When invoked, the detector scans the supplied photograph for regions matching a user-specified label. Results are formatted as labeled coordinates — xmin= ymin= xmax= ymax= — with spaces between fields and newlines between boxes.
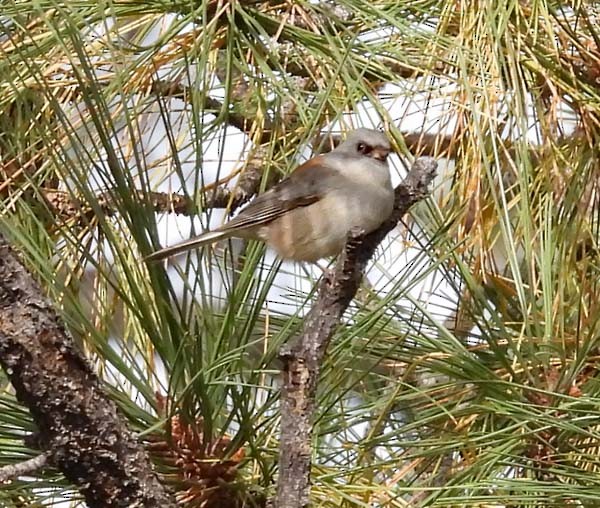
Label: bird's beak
xmin=371 ymin=148 xmax=389 ymax=162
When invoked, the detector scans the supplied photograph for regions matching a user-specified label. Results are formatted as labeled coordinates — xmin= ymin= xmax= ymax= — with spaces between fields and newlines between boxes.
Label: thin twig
xmin=40 ymin=170 xmax=264 ymax=224
xmin=149 ymin=81 xmax=274 ymax=145
xmin=273 ymin=157 xmax=438 ymax=508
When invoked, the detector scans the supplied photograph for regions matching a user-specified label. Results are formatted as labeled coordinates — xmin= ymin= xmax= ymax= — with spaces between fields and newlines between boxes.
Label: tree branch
xmin=273 ymin=157 xmax=438 ymax=508
xmin=41 ymin=174 xmax=264 ymax=224
xmin=0 ymin=452 xmax=49 ymax=483
xmin=0 ymin=236 xmax=176 ymax=507
xmin=149 ymin=81 xmax=275 ymax=145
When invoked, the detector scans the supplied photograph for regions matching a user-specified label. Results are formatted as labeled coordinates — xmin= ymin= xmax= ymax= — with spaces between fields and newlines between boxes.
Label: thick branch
xmin=274 ymin=157 xmax=438 ymax=508
xmin=0 ymin=453 xmax=49 ymax=483
xmin=0 ymin=236 xmax=176 ymax=507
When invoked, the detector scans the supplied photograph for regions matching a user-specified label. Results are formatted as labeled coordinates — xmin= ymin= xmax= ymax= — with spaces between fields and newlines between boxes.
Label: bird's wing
xmin=144 ymin=156 xmax=342 ymax=262
xmin=216 ymin=155 xmax=339 ymax=232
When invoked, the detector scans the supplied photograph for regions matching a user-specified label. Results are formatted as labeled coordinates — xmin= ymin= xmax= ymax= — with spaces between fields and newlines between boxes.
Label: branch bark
xmin=0 ymin=452 xmax=49 ymax=483
xmin=149 ymin=81 xmax=275 ymax=145
xmin=0 ymin=236 xmax=176 ymax=507
xmin=273 ymin=157 xmax=438 ymax=508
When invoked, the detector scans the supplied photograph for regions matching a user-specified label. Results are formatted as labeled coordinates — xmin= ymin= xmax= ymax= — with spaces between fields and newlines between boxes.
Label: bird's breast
xmin=263 ymin=180 xmax=394 ymax=262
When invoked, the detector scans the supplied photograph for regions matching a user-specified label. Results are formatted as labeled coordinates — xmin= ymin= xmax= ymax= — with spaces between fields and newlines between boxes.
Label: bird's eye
xmin=357 ymin=143 xmax=371 ymax=154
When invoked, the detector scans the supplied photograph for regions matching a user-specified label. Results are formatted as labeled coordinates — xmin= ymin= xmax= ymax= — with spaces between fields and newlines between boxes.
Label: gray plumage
xmin=146 ymin=128 xmax=394 ymax=262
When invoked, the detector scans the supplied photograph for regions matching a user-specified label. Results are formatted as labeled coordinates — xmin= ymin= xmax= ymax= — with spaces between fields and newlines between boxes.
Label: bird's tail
xmin=144 ymin=230 xmax=230 ymax=262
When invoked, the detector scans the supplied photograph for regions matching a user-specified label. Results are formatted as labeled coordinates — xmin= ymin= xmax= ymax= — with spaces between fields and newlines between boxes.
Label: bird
xmin=146 ymin=128 xmax=395 ymax=263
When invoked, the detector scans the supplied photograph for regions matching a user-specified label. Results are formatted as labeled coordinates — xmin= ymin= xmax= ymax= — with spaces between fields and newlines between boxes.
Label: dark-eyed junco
xmin=146 ymin=128 xmax=394 ymax=263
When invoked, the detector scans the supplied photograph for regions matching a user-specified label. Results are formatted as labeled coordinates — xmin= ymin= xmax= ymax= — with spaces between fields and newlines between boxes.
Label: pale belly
xmin=261 ymin=187 xmax=394 ymax=262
